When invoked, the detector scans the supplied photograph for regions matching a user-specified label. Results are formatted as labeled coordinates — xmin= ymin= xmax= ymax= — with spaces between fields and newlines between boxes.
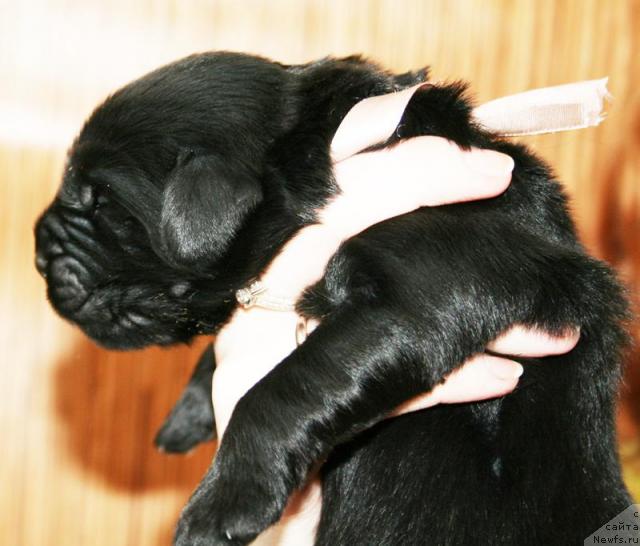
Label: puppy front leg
xmin=174 ymin=304 xmax=484 ymax=546
xmin=155 ymin=343 xmax=216 ymax=453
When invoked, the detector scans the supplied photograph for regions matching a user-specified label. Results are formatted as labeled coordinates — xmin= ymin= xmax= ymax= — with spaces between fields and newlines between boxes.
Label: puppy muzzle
xmin=35 ymin=206 xmax=102 ymax=317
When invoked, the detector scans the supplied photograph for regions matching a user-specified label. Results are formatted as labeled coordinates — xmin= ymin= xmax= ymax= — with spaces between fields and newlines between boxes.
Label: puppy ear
xmin=160 ymin=152 xmax=262 ymax=267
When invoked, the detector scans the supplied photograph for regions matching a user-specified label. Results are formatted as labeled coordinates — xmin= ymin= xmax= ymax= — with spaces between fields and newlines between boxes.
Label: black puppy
xmin=35 ymin=52 xmax=632 ymax=545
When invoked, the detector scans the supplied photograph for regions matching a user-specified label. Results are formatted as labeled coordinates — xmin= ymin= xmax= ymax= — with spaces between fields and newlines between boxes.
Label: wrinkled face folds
xmin=34 ymin=164 xmax=212 ymax=349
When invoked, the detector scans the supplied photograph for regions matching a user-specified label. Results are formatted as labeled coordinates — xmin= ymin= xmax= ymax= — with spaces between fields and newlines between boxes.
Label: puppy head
xmin=34 ymin=52 xmax=285 ymax=349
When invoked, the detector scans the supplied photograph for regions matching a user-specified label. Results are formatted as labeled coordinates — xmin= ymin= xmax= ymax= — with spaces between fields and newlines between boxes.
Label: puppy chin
xmin=59 ymin=288 xmax=201 ymax=349
xmin=82 ymin=321 xmax=184 ymax=350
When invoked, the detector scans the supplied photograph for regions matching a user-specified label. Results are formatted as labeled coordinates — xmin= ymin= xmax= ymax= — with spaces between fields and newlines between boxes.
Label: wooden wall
xmin=1 ymin=1 xmax=638 ymax=544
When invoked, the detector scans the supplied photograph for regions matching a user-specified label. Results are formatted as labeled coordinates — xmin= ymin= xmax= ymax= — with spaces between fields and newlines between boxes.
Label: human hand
xmin=212 ymin=134 xmax=517 ymax=437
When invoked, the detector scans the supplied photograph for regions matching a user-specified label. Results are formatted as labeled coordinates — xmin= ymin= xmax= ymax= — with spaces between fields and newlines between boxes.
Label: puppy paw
xmin=154 ymin=386 xmax=215 ymax=453
xmin=156 ymin=344 xmax=217 ymax=454
xmin=174 ymin=456 xmax=289 ymax=546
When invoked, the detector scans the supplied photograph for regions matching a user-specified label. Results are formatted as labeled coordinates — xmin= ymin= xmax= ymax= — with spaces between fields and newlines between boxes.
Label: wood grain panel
xmin=1 ymin=1 xmax=638 ymax=544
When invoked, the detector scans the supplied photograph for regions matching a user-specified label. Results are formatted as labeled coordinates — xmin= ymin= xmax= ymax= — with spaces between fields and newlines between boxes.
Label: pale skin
xmin=210 ymin=95 xmax=580 ymax=545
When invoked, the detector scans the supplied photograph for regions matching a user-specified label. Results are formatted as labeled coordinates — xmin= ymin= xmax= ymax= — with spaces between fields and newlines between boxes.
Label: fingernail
xmin=464 ymin=148 xmax=515 ymax=176
xmin=489 ymin=359 xmax=524 ymax=380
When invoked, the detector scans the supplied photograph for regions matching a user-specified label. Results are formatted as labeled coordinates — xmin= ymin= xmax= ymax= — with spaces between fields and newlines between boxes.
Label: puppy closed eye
xmin=87 ymin=186 xmax=138 ymax=235
xmin=85 ymin=186 xmax=109 ymax=217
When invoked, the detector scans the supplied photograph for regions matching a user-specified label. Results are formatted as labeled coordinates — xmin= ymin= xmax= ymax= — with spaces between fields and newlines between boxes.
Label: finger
xmin=392 ymin=354 xmax=523 ymax=416
xmin=488 ymin=324 xmax=580 ymax=357
xmin=332 ymin=137 xmax=514 ymax=204
xmin=380 ymin=136 xmax=514 ymax=205
xmin=324 ymin=137 xmax=513 ymax=238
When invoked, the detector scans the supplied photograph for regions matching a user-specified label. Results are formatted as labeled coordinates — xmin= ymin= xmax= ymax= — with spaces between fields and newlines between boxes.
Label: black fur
xmin=155 ymin=343 xmax=216 ymax=453
xmin=34 ymin=52 xmax=632 ymax=545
